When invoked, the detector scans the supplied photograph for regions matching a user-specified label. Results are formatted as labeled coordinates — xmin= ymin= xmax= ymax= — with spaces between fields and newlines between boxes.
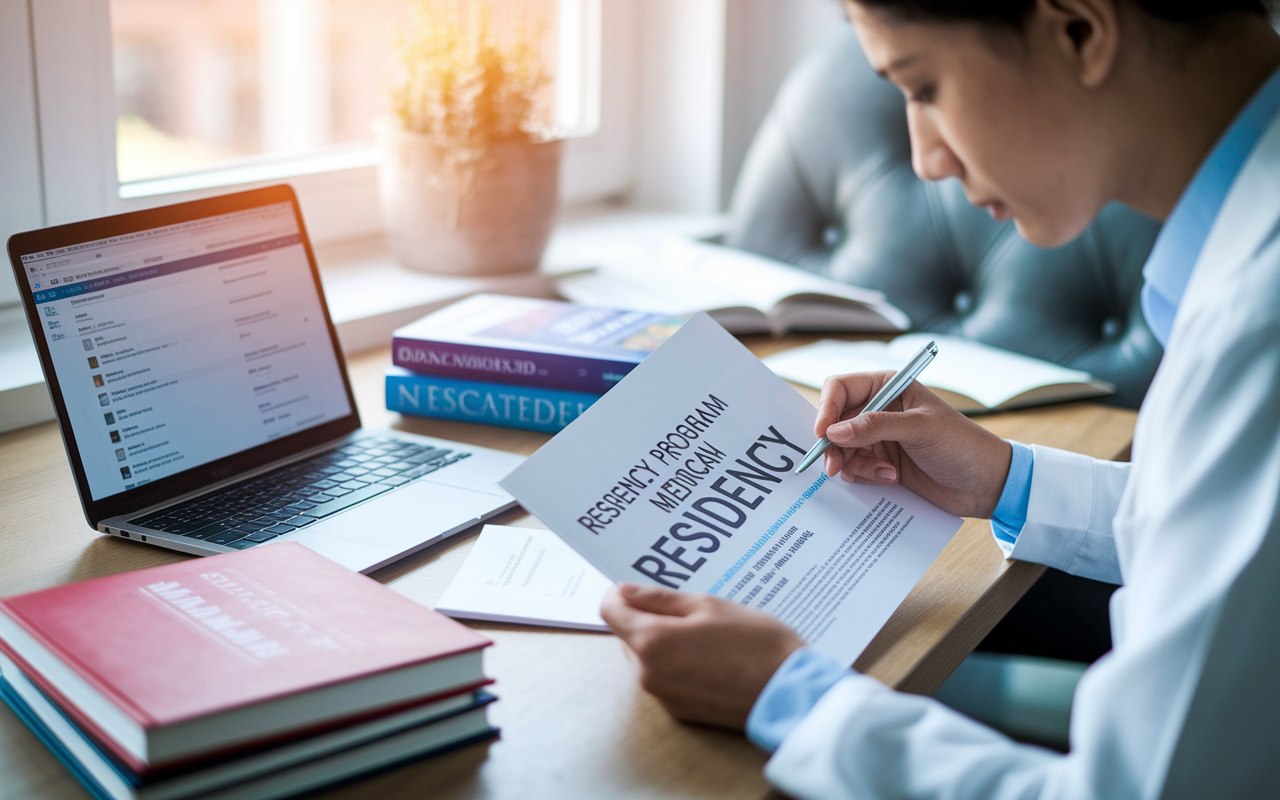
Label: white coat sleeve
xmin=762 ymin=240 xmax=1280 ymax=800
xmin=765 ymin=673 xmax=1059 ymax=799
xmin=1007 ymin=445 xmax=1129 ymax=585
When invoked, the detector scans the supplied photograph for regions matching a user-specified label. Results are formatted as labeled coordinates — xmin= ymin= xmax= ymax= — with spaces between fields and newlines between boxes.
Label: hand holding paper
xmin=600 ymin=583 xmax=804 ymax=730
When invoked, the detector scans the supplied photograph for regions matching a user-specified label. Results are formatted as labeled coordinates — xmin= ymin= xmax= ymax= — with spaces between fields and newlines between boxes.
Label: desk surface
xmin=0 ymin=337 xmax=1136 ymax=800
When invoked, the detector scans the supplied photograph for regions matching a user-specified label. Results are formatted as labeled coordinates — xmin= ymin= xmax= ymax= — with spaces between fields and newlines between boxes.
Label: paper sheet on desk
xmin=435 ymin=526 xmax=612 ymax=632
xmin=500 ymin=314 xmax=962 ymax=665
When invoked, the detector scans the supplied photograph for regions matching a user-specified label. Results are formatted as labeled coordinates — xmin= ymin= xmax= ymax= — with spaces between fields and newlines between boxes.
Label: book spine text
xmin=386 ymin=371 xmax=602 ymax=434
xmin=392 ymin=338 xmax=636 ymax=394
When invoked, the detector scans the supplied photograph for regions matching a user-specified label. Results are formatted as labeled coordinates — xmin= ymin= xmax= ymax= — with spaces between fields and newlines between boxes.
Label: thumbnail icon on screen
xmin=87 ymin=356 xmax=98 ymax=369
xmin=109 ymin=430 xmax=120 ymax=443
xmin=82 ymin=339 xmax=94 ymax=352
xmin=103 ymin=412 xmax=115 ymax=425
xmin=98 ymin=393 xmax=109 ymax=407
xmin=115 ymin=448 xmax=126 ymax=462
xmin=92 ymin=374 xmax=104 ymax=388
xmin=120 ymin=466 xmax=131 ymax=480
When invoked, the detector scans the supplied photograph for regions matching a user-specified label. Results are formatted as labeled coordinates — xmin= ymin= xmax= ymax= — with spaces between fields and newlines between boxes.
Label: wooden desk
xmin=0 ymin=339 xmax=1136 ymax=800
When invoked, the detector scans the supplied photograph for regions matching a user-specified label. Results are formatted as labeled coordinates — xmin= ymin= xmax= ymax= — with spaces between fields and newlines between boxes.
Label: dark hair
xmin=852 ymin=0 xmax=1271 ymax=28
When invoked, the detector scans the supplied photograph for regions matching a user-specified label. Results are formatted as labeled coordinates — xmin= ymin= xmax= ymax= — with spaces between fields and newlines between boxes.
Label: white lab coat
xmin=763 ymin=117 xmax=1280 ymax=798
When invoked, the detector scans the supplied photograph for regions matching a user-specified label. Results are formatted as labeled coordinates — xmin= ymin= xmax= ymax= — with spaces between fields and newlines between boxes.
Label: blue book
xmin=386 ymin=367 xmax=602 ymax=434
xmin=392 ymin=294 xmax=685 ymax=395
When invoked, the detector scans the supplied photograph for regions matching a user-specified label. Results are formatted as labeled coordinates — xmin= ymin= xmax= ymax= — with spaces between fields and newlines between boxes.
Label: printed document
xmin=435 ymin=525 xmax=611 ymax=632
xmin=501 ymin=314 xmax=963 ymax=664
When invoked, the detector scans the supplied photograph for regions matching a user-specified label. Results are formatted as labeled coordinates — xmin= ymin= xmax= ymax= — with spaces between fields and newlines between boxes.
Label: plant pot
xmin=377 ymin=123 xmax=562 ymax=276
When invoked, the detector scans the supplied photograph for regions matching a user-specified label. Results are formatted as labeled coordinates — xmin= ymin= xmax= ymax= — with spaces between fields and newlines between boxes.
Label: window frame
xmin=0 ymin=0 xmax=47 ymax=308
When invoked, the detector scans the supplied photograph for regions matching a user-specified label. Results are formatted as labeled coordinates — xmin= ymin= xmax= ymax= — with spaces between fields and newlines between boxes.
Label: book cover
xmin=0 ymin=542 xmax=491 ymax=772
xmin=386 ymin=367 xmax=602 ymax=435
xmin=0 ymin=678 xmax=113 ymax=800
xmin=391 ymin=293 xmax=685 ymax=394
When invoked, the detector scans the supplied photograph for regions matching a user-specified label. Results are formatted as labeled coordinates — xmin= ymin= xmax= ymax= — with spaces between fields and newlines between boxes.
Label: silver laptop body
xmin=7 ymin=185 xmax=522 ymax=573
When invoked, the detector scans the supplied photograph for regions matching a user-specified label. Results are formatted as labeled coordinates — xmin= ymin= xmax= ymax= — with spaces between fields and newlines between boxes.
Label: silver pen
xmin=794 ymin=340 xmax=939 ymax=475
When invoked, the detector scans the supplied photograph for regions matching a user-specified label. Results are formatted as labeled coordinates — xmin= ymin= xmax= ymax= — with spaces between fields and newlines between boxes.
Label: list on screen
xmin=21 ymin=203 xmax=352 ymax=501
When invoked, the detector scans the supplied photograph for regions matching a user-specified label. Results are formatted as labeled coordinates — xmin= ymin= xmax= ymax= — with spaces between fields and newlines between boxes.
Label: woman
xmin=601 ymin=0 xmax=1280 ymax=797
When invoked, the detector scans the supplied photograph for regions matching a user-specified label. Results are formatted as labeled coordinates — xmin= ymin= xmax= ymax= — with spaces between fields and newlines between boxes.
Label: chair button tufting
xmin=953 ymin=290 xmax=973 ymax=314
xmin=1101 ymin=317 xmax=1122 ymax=340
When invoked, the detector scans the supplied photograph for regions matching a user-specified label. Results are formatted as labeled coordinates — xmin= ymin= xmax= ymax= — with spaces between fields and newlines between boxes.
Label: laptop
xmin=6 ymin=185 xmax=524 ymax=573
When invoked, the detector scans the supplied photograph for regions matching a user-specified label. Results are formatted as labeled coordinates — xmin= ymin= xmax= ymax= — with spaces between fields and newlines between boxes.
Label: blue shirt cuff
xmin=746 ymin=646 xmax=852 ymax=752
xmin=990 ymin=441 xmax=1034 ymax=552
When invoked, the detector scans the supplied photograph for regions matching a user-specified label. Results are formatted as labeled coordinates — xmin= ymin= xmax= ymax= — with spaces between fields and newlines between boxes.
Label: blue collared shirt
xmin=745 ymin=65 xmax=1280 ymax=754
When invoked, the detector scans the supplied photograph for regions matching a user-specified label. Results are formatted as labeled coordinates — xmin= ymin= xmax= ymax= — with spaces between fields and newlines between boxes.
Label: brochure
xmin=500 ymin=314 xmax=963 ymax=664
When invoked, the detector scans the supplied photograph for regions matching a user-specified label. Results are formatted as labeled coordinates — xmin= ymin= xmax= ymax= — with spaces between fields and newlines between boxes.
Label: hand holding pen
xmin=796 ymin=341 xmax=939 ymax=474
xmin=803 ymin=341 xmax=1026 ymax=520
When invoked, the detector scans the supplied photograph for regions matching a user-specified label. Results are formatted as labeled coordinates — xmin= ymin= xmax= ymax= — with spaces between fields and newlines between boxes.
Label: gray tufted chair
xmin=725 ymin=29 xmax=1164 ymax=409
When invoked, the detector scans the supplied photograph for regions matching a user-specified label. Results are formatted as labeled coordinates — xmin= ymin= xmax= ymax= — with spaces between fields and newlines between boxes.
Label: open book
xmin=765 ymin=333 xmax=1115 ymax=413
xmin=556 ymin=239 xmax=910 ymax=335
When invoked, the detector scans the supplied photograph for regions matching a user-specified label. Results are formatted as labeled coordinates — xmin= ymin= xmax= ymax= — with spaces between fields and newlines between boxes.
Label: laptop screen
xmin=18 ymin=198 xmax=353 ymax=502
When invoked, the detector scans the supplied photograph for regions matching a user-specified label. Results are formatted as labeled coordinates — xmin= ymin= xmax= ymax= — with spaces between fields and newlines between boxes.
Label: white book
xmin=435 ymin=526 xmax=613 ymax=632
xmin=765 ymin=333 xmax=1114 ymax=413
xmin=499 ymin=314 xmax=963 ymax=666
xmin=556 ymin=238 xmax=910 ymax=336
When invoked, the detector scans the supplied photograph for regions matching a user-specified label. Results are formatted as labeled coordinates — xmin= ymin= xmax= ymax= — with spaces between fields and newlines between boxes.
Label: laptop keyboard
xmin=129 ymin=437 xmax=471 ymax=550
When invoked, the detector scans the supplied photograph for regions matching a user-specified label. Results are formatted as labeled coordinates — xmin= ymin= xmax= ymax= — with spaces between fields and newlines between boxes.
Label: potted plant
xmin=378 ymin=0 xmax=560 ymax=276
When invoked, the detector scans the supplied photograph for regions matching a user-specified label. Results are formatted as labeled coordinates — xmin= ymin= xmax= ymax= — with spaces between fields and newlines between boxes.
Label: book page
xmin=435 ymin=526 xmax=612 ymax=632
xmin=555 ymin=239 xmax=908 ymax=334
xmin=658 ymin=240 xmax=892 ymax=312
xmin=765 ymin=339 xmax=901 ymax=386
xmin=500 ymin=314 xmax=962 ymax=665
xmin=556 ymin=246 xmax=753 ymax=318
xmin=887 ymin=334 xmax=1110 ymax=408
xmin=766 ymin=334 xmax=1113 ymax=410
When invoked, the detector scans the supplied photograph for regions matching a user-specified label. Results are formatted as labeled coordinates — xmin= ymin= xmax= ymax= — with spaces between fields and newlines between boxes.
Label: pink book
xmin=0 ymin=542 xmax=490 ymax=774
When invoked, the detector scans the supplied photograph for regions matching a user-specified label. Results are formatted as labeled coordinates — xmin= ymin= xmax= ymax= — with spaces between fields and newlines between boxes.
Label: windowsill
xmin=119 ymin=146 xmax=382 ymax=200
xmin=0 ymin=202 xmax=725 ymax=434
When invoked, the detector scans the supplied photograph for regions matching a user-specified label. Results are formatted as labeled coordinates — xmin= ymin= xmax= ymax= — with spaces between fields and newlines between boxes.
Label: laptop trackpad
xmin=291 ymin=481 xmax=500 ymax=571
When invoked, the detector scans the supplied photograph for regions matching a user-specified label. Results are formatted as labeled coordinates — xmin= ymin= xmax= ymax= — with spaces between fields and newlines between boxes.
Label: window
xmin=110 ymin=0 xmax=600 ymax=193
xmin=24 ymin=0 xmax=630 ymax=246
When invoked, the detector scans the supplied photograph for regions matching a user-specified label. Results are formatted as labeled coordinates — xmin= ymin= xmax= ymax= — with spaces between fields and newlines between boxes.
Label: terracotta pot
xmin=377 ymin=122 xmax=561 ymax=276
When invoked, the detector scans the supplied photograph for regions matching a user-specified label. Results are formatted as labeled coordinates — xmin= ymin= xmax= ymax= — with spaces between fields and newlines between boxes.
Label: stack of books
xmin=0 ymin=543 xmax=497 ymax=800
xmin=386 ymin=293 xmax=684 ymax=433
